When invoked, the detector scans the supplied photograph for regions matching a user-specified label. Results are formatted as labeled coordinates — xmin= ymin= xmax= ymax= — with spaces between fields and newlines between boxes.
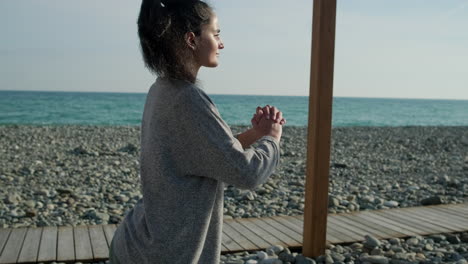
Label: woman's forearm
xmin=236 ymin=128 xmax=263 ymax=149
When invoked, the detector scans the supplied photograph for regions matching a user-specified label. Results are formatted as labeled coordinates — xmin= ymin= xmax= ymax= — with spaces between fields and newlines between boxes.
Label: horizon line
xmin=1 ymin=89 xmax=468 ymax=101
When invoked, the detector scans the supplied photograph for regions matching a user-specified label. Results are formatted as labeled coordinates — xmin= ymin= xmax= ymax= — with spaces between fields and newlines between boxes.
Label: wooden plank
xmin=221 ymin=229 xmax=242 ymax=252
xmin=362 ymin=210 xmax=427 ymax=234
xmin=237 ymin=218 xmax=284 ymax=247
xmin=435 ymin=206 xmax=468 ymax=219
xmin=326 ymin=215 xmax=366 ymax=241
xmin=398 ymin=207 xmax=464 ymax=232
xmin=17 ymin=227 xmax=43 ymax=263
xmin=261 ymin=217 xmax=302 ymax=244
xmin=337 ymin=214 xmax=393 ymax=238
xmin=0 ymin=229 xmax=11 ymax=258
xmin=288 ymin=215 xmax=305 ymax=228
xmin=411 ymin=207 xmax=468 ymax=230
xmin=399 ymin=208 xmax=452 ymax=233
xmin=223 ymin=221 xmax=254 ymax=251
xmin=348 ymin=211 xmax=411 ymax=237
xmin=451 ymin=205 xmax=468 ymax=216
xmin=57 ymin=226 xmax=75 ymax=262
xmin=249 ymin=218 xmax=298 ymax=247
xmin=372 ymin=209 xmax=431 ymax=231
xmin=303 ymin=0 xmax=337 ymax=257
xmin=320 ymin=219 xmax=344 ymax=242
xmin=442 ymin=203 xmax=468 ymax=210
xmin=376 ymin=210 xmax=444 ymax=235
xmin=74 ymin=225 xmax=93 ymax=261
xmin=423 ymin=206 xmax=468 ymax=226
xmin=446 ymin=203 xmax=468 ymax=212
xmin=221 ymin=230 xmax=231 ymax=252
xmin=220 ymin=243 xmax=228 ymax=253
xmin=439 ymin=204 xmax=468 ymax=215
xmin=220 ymin=227 xmax=230 ymax=252
xmin=271 ymin=216 xmax=303 ymax=235
xmin=405 ymin=208 xmax=466 ymax=233
xmin=444 ymin=201 xmax=468 ymax=212
xmin=377 ymin=209 xmax=448 ymax=233
xmin=326 ymin=225 xmax=345 ymax=244
xmin=89 ymin=225 xmax=109 ymax=260
xmin=37 ymin=226 xmax=58 ymax=263
xmin=358 ymin=211 xmax=420 ymax=236
xmin=229 ymin=220 xmax=271 ymax=250
xmin=103 ymin=224 xmax=116 ymax=248
xmin=0 ymin=228 xmax=27 ymax=264
xmin=329 ymin=214 xmax=381 ymax=240
xmin=269 ymin=217 xmax=309 ymax=242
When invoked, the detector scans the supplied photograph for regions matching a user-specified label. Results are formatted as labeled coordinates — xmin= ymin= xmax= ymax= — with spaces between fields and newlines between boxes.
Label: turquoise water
xmin=0 ymin=90 xmax=467 ymax=127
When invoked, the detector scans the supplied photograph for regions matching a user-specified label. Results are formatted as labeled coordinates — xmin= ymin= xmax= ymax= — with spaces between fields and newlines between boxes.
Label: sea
xmin=0 ymin=90 xmax=467 ymax=127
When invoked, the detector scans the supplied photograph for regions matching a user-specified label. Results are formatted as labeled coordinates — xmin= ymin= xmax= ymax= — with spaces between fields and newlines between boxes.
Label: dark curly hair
xmin=137 ymin=0 xmax=213 ymax=83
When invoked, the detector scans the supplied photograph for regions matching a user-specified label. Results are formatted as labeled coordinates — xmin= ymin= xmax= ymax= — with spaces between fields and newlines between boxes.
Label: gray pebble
xmin=278 ymin=251 xmax=295 ymax=263
xmin=226 ymin=259 xmax=244 ymax=264
xmin=359 ymin=255 xmax=389 ymax=264
xmin=421 ymin=196 xmax=443 ymax=206
xmin=257 ymin=251 xmax=268 ymax=260
xmin=383 ymin=201 xmax=399 ymax=208
xmin=6 ymin=193 xmax=21 ymax=204
xmin=259 ymin=259 xmax=282 ymax=264
xmin=388 ymin=238 xmax=400 ymax=245
xmin=266 ymin=245 xmax=284 ymax=255
xmin=406 ymin=237 xmax=420 ymax=246
xmin=295 ymin=254 xmax=316 ymax=264
xmin=24 ymin=200 xmax=36 ymax=208
xmin=446 ymin=234 xmax=461 ymax=244
xmin=364 ymin=235 xmax=381 ymax=249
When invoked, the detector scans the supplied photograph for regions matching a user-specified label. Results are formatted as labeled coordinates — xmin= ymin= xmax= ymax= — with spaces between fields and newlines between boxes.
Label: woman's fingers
xmin=251 ymin=114 xmax=257 ymax=126
xmin=256 ymin=106 xmax=262 ymax=114
xmin=275 ymin=111 xmax=283 ymax=123
xmin=256 ymin=110 xmax=263 ymax=123
xmin=262 ymin=106 xmax=271 ymax=119
xmin=255 ymin=107 xmax=263 ymax=123
xmin=269 ymin=106 xmax=279 ymax=121
xmin=256 ymin=105 xmax=284 ymax=123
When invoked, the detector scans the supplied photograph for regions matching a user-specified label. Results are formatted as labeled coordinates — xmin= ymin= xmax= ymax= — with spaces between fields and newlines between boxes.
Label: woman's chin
xmin=205 ymin=61 xmax=219 ymax=68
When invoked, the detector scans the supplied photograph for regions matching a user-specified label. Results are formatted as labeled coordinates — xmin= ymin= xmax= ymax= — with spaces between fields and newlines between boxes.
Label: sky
xmin=0 ymin=0 xmax=467 ymax=99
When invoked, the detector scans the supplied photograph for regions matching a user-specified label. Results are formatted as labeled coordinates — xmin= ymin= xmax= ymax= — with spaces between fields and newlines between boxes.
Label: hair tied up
xmin=161 ymin=0 xmax=200 ymax=9
xmin=161 ymin=0 xmax=199 ymax=5
xmin=138 ymin=0 xmax=212 ymax=82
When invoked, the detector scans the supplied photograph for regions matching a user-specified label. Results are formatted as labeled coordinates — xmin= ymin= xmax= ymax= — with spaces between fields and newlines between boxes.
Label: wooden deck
xmin=0 ymin=203 xmax=467 ymax=263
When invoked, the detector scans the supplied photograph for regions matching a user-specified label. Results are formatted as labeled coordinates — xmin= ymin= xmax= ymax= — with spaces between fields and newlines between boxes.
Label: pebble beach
xmin=1 ymin=125 xmax=467 ymax=264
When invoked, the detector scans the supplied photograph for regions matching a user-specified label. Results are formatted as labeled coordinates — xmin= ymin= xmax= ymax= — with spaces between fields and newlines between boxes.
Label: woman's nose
xmin=219 ymin=40 xmax=224 ymax=49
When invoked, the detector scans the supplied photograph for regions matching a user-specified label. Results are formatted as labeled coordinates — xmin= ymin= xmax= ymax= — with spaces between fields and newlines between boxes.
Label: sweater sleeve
xmin=174 ymin=87 xmax=280 ymax=190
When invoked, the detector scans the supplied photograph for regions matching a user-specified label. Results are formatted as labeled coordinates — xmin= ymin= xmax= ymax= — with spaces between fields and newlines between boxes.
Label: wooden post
xmin=302 ymin=0 xmax=337 ymax=258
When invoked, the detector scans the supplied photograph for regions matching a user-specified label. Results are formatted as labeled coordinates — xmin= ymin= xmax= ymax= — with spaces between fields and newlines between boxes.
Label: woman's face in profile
xmin=194 ymin=14 xmax=224 ymax=68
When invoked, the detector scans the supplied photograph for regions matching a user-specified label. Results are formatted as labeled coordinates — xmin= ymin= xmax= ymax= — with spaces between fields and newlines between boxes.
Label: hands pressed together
xmin=250 ymin=105 xmax=286 ymax=142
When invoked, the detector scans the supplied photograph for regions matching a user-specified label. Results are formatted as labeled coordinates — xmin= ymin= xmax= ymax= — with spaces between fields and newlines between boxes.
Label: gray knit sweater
xmin=111 ymin=77 xmax=280 ymax=264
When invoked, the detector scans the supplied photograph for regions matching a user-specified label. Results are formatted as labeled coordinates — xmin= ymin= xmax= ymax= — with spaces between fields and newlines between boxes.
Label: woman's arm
xmin=175 ymin=88 xmax=281 ymax=190
xmin=236 ymin=128 xmax=263 ymax=149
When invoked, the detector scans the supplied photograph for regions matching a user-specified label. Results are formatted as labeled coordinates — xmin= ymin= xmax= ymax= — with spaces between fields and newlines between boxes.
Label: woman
xmin=110 ymin=1 xmax=286 ymax=263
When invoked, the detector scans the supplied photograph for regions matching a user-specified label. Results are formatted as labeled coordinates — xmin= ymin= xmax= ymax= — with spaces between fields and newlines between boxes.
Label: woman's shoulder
xmin=157 ymin=77 xmax=214 ymax=108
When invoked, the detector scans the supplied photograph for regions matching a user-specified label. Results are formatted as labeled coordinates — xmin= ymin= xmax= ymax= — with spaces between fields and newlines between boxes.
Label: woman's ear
xmin=185 ymin=32 xmax=197 ymax=50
